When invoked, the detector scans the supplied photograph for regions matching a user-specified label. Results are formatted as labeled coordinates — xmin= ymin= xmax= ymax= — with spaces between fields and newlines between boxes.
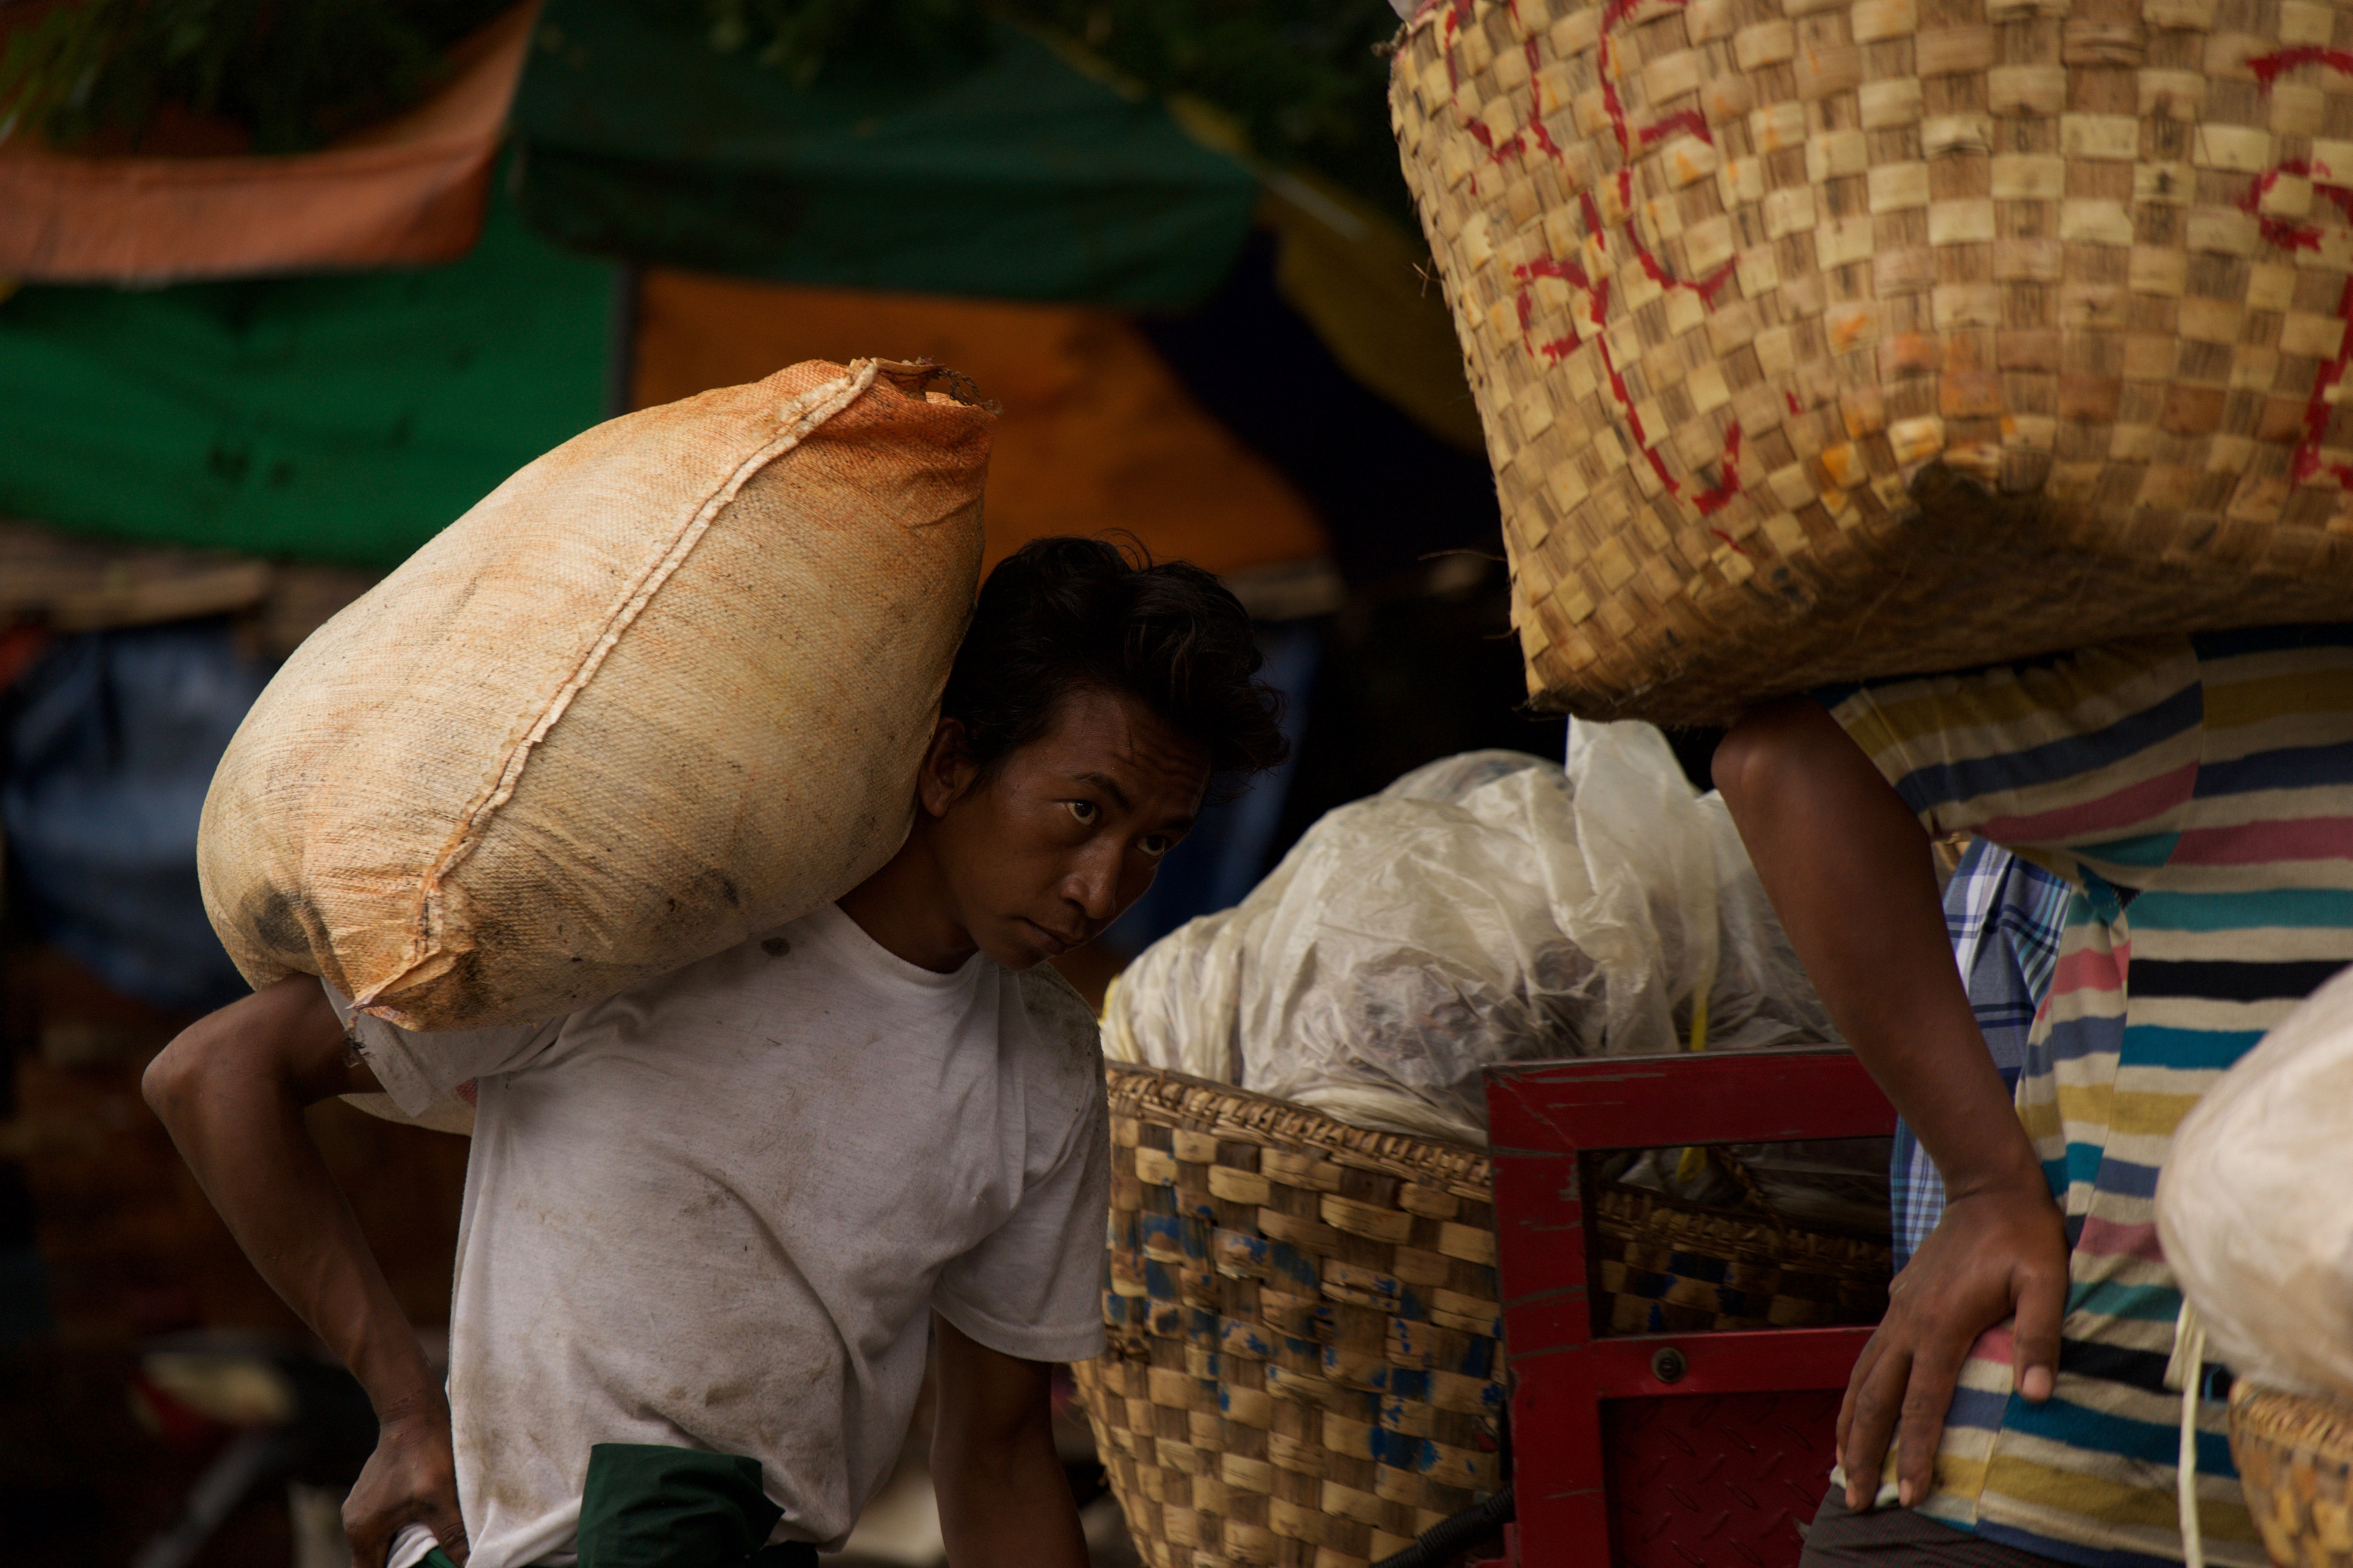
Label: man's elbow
xmin=144 ymin=1002 xmax=252 ymax=1129
xmin=142 ymin=1028 xmax=208 ymax=1127
xmin=1712 ymin=696 xmax=1835 ymax=816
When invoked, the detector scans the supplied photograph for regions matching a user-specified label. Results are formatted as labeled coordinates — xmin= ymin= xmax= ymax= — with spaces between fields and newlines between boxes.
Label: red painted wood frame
xmin=1483 ymin=1048 xmax=1898 ymax=1564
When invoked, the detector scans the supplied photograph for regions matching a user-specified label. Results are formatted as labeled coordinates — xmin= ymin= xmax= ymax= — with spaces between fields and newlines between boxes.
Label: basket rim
xmin=2231 ymin=1381 xmax=2353 ymax=1462
xmin=1106 ymin=1061 xmax=1492 ymax=1198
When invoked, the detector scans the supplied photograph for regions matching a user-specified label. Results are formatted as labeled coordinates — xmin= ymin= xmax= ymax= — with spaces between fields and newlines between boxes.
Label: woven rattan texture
xmin=1074 ymin=1066 xmax=1505 ymax=1568
xmin=1591 ymin=1180 xmax=1892 ymax=1333
xmin=2231 ymin=1382 xmax=2353 ymax=1567
xmin=1392 ymin=0 xmax=2353 ymax=725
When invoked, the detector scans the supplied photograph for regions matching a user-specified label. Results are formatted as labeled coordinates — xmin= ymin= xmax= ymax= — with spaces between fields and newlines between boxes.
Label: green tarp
xmin=0 ymin=168 xmax=611 ymax=570
xmin=511 ymin=0 xmax=1258 ymax=309
xmin=0 ymin=1 xmax=1261 ymax=568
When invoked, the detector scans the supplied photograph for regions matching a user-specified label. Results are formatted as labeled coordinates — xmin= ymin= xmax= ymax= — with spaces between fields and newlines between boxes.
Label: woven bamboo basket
xmin=1074 ymin=1066 xmax=1505 ymax=1568
xmin=2231 ymin=1381 xmax=2353 ymax=1567
xmin=1590 ymin=1157 xmax=1892 ymax=1333
xmin=1391 ymin=0 xmax=2353 ymax=725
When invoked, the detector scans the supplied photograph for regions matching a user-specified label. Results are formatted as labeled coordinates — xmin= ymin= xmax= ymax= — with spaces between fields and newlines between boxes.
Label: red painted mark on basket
xmin=2238 ymin=161 xmax=2329 ymax=252
xmin=1424 ymin=0 xmax=1480 ymax=90
xmin=1690 ymin=422 xmax=1742 ymax=515
xmin=2250 ymin=55 xmax=2353 ymax=489
xmin=1709 ymin=528 xmax=1749 ymax=556
xmin=1424 ymin=0 xmax=1741 ymax=519
xmin=1641 ymin=108 xmax=1712 ymax=149
xmin=2250 ymin=46 xmax=2353 ymax=88
xmin=2292 ymin=257 xmax=2353 ymax=491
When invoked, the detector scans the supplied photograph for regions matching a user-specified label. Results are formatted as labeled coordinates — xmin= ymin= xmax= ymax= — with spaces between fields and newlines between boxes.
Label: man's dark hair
xmin=941 ymin=536 xmax=1289 ymax=786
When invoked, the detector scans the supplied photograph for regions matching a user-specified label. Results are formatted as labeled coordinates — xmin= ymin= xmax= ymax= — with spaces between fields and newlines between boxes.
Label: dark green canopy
xmin=0 ymin=170 xmax=612 ymax=570
xmin=0 ymin=1 xmax=1264 ymax=569
xmin=509 ymin=0 xmax=1258 ymax=308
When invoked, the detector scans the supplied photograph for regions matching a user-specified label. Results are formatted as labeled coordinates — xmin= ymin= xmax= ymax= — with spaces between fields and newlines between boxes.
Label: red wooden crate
xmin=1482 ymin=1049 xmax=1897 ymax=1567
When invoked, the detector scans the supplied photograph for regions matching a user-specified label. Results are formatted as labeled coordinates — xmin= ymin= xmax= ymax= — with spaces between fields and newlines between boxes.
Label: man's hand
xmin=931 ymin=1314 xmax=1086 ymax=1568
xmin=344 ymin=1402 xmax=468 ymax=1568
xmin=1838 ymin=1180 xmax=2071 ymax=1511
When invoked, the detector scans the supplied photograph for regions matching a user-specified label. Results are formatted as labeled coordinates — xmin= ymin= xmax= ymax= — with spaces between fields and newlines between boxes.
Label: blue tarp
xmin=4 ymin=622 xmax=272 ymax=1012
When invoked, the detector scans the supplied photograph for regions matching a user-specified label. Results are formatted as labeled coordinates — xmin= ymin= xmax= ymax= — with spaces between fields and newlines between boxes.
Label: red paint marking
xmin=2249 ymin=46 xmax=2353 ymax=87
xmin=1785 ymin=391 xmax=1802 ymax=416
xmin=2247 ymin=55 xmax=2353 ymax=489
xmin=1598 ymin=71 xmax=1632 ymax=156
xmin=1525 ymin=36 xmax=1564 ymax=159
xmin=1638 ymin=108 xmax=1711 ymax=148
xmin=1690 ymin=422 xmax=1743 ymax=515
xmin=2294 ymin=265 xmax=2353 ymax=488
xmin=1708 ymin=528 xmax=1749 ymax=556
xmin=1424 ymin=0 xmax=1738 ymax=522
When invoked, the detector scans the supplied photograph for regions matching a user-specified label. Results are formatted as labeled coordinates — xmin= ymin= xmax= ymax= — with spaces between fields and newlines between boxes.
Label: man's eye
xmin=1139 ymin=835 xmax=1172 ymax=858
xmin=1062 ymin=800 xmax=1099 ymax=826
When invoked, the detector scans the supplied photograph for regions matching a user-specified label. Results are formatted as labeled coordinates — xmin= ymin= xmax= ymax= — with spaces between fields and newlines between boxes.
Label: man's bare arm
xmin=930 ymin=1314 xmax=1087 ymax=1568
xmin=1714 ymin=699 xmax=2069 ymax=1510
xmin=143 ymin=976 xmax=466 ymax=1564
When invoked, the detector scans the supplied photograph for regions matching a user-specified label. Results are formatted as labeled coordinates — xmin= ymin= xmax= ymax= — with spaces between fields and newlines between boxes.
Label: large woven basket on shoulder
xmin=1392 ymin=0 xmax=2353 ymax=725
xmin=2231 ymin=1380 xmax=2353 ymax=1567
xmin=1074 ymin=1066 xmax=1505 ymax=1568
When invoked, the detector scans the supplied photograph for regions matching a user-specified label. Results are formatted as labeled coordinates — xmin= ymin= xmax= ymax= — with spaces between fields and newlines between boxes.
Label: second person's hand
xmin=1838 ymin=1178 xmax=2071 ymax=1512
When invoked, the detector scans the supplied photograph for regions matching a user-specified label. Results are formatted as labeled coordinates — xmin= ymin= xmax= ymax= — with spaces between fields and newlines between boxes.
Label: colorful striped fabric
xmin=1892 ymin=843 xmax=2071 ymax=1270
xmin=1821 ymin=623 xmax=2353 ymax=1568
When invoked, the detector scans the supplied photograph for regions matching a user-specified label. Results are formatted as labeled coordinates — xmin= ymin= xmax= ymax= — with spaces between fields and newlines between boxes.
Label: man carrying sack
xmin=144 ymin=537 xmax=1288 ymax=1568
xmin=1717 ymin=626 xmax=2353 ymax=1568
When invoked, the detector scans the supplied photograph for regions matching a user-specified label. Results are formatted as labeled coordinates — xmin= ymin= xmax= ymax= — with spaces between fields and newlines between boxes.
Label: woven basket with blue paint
xmin=1073 ymin=1064 xmax=1505 ymax=1568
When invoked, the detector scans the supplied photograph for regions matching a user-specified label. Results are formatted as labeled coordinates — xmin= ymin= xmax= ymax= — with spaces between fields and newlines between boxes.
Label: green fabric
xmin=511 ymin=0 xmax=1258 ymax=308
xmin=576 ymin=1444 xmax=813 ymax=1568
xmin=0 ymin=161 xmax=611 ymax=570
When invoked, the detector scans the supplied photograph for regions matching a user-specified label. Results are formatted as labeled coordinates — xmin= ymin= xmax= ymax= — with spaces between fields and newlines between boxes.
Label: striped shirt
xmin=1894 ymin=843 xmax=2071 ymax=1270
xmin=1822 ymin=624 xmax=2353 ymax=1568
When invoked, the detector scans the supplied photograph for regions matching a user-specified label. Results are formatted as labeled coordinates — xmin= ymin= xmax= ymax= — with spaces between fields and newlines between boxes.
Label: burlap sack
xmin=199 ymin=358 xmax=992 ymax=1031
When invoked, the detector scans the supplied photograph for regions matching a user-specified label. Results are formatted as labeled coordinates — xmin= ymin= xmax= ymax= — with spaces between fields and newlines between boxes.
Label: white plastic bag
xmin=2158 ymin=964 xmax=2353 ymax=1400
xmin=1104 ymin=722 xmax=1835 ymax=1143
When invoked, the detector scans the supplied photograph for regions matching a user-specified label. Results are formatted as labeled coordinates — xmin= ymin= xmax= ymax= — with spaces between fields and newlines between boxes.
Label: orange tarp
xmin=0 ymin=3 xmax=535 ymax=284
xmin=630 ymin=272 xmax=1330 ymax=578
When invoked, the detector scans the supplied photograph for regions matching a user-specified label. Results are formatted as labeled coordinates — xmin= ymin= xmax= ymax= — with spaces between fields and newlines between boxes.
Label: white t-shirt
xmin=326 ymin=903 xmax=1109 ymax=1568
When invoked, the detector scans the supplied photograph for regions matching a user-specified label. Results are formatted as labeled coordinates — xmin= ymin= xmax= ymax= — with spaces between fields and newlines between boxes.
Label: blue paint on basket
xmin=1268 ymin=1242 xmax=1318 ymax=1290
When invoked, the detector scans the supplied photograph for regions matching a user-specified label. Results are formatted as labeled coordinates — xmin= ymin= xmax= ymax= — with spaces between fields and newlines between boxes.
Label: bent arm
xmin=1715 ymin=699 xmax=2070 ymax=1510
xmin=1712 ymin=698 xmax=2042 ymax=1202
xmin=144 ymin=976 xmax=438 ymax=1419
xmin=931 ymin=1313 xmax=1087 ymax=1568
xmin=145 ymin=977 xmax=463 ymax=1563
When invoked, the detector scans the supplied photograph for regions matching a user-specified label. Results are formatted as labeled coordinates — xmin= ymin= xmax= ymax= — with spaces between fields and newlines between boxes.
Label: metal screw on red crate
xmin=1648 ymin=1347 xmax=1687 ymax=1386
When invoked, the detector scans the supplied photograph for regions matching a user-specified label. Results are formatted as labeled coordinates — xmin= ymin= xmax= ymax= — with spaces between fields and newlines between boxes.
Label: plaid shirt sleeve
xmin=1889 ymin=840 xmax=2073 ymax=1269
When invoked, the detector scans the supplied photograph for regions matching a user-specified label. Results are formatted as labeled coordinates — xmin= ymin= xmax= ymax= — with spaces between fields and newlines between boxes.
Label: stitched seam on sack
xmin=357 ymin=359 xmax=883 ymax=1009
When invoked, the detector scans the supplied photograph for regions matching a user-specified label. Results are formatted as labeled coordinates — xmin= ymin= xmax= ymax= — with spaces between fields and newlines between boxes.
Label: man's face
xmin=925 ymin=686 xmax=1211 ymax=971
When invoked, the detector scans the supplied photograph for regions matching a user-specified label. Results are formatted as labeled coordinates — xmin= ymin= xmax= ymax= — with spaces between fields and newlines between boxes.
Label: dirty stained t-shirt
xmin=325 ymin=902 xmax=1110 ymax=1568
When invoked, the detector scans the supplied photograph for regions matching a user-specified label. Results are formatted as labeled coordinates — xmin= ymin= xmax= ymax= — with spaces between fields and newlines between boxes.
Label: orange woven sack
xmin=1392 ymin=0 xmax=2353 ymax=723
xmin=199 ymin=359 xmax=991 ymax=1030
